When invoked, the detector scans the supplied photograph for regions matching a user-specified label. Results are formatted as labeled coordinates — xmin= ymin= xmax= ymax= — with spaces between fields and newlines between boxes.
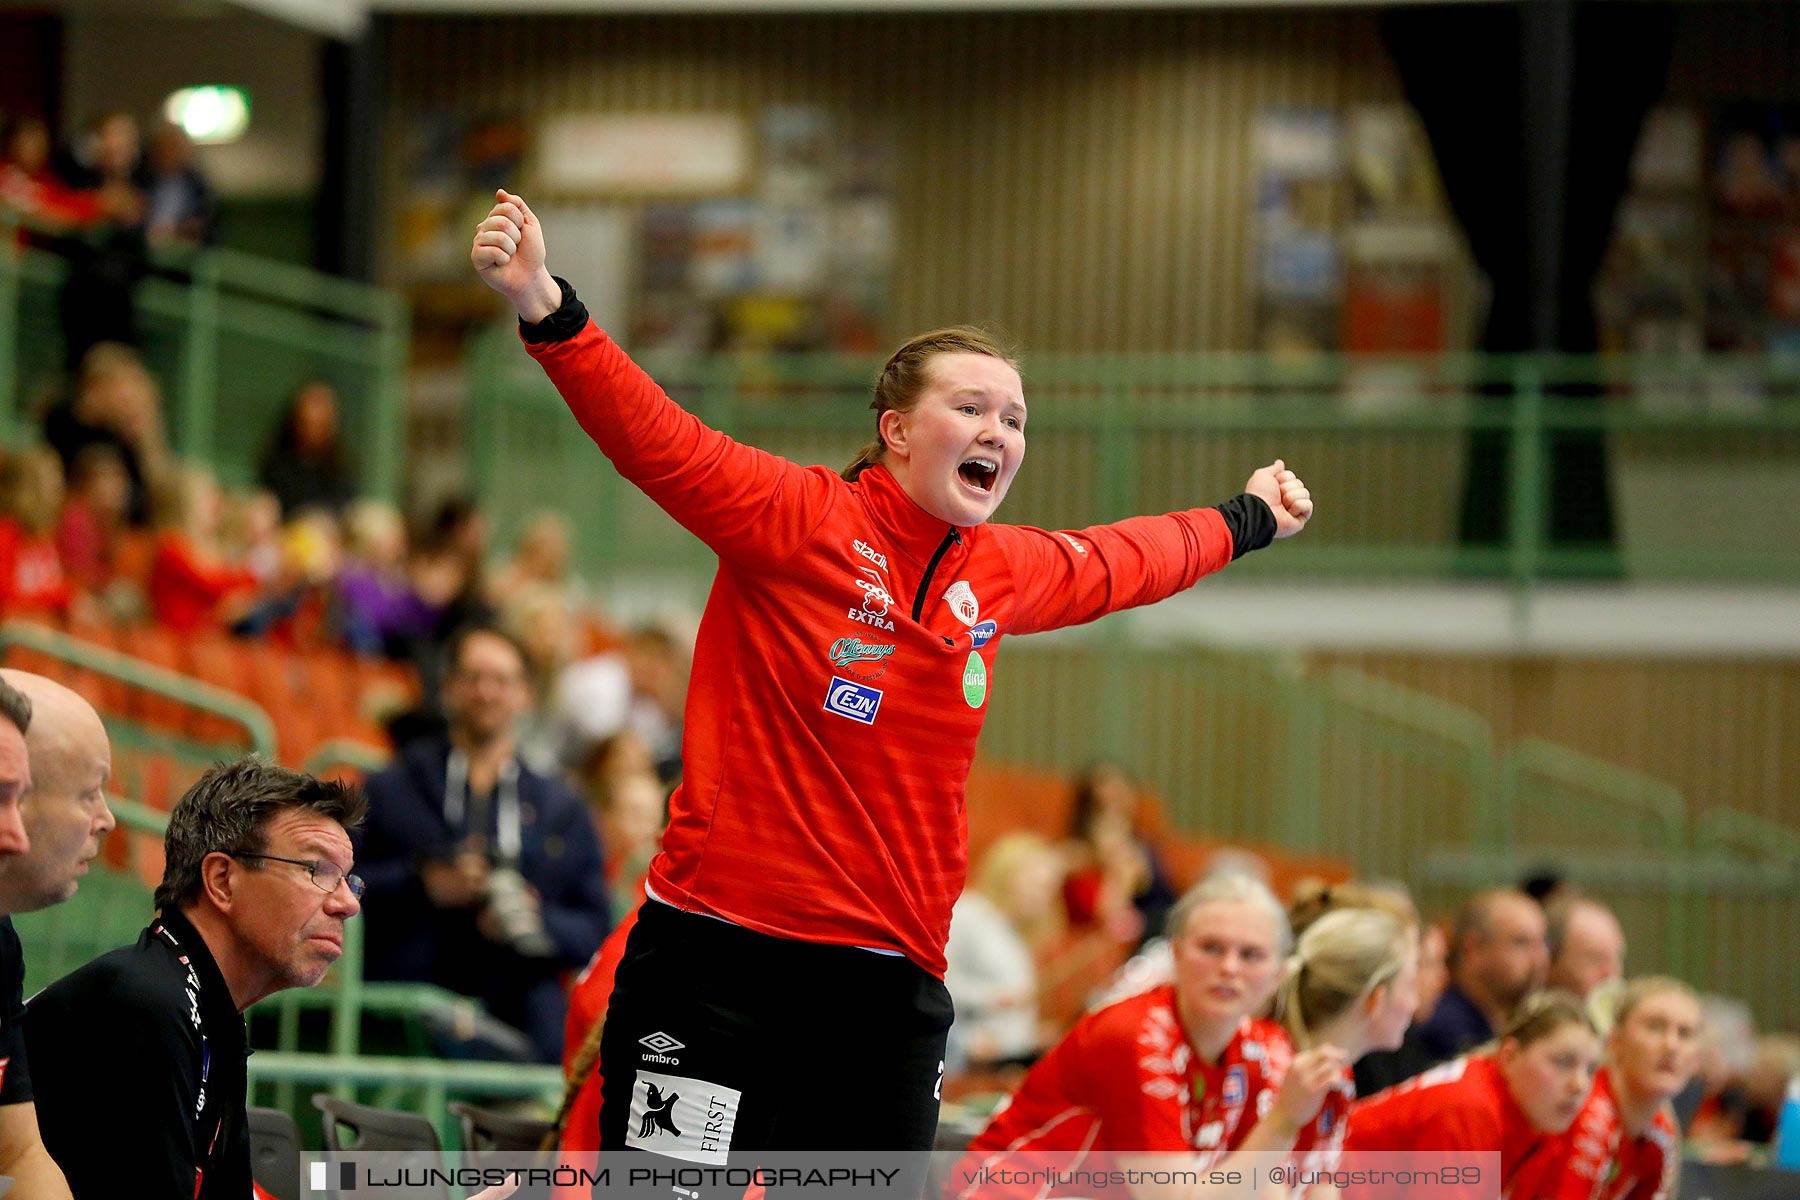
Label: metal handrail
xmin=0 ymin=621 xmax=278 ymax=756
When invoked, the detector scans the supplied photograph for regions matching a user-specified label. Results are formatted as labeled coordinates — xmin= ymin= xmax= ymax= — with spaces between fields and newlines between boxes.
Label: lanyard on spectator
xmin=443 ymin=749 xmax=522 ymax=865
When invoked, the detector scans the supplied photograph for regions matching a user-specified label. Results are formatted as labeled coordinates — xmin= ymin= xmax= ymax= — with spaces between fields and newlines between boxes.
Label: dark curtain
xmin=1380 ymin=2 xmax=1675 ymax=559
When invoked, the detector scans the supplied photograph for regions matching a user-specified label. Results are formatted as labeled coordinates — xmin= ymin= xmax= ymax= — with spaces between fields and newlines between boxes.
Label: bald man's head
xmin=0 ymin=671 xmax=114 ymax=913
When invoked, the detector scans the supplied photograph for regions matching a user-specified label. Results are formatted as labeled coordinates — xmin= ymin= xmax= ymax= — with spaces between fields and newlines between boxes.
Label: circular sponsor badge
xmin=962 ymin=651 xmax=988 ymax=708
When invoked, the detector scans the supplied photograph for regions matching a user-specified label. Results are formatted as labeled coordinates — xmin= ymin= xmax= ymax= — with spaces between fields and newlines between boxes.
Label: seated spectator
xmin=585 ymin=750 xmax=663 ymax=918
xmin=957 ymin=873 xmax=1307 ymax=1198
xmin=43 ymin=343 xmax=168 ymax=525
xmin=56 ymin=442 xmax=132 ymax=599
xmin=1683 ymin=995 xmax=1758 ymax=1156
xmin=1060 ymin=761 xmax=1176 ymax=945
xmin=1356 ymin=887 xmax=1548 ymax=1095
xmin=945 ymin=831 xmax=1065 ymax=1072
xmin=1739 ymin=1032 xmax=1800 ymax=1145
xmin=499 ymin=581 xmax=579 ymax=774
xmin=223 ymin=488 xmax=284 ymax=588
xmin=553 ymin=622 xmax=687 ymax=783
xmin=136 ymin=122 xmax=214 ymax=247
xmin=1346 ymin=992 xmax=1602 ymax=1195
xmin=229 ymin=508 xmax=344 ymax=648
xmin=24 ymin=759 xmax=368 ymax=1199
xmin=1519 ymin=977 xmax=1697 ymax=1200
xmin=354 ymin=623 xmax=609 ymax=1063
xmin=0 ymin=448 xmax=83 ymax=619
xmin=1545 ymin=894 xmax=1627 ymax=1003
xmin=0 ymin=114 xmax=104 ymax=235
xmin=337 ymin=499 xmax=441 ymax=657
xmin=257 ymin=380 xmax=356 ymax=518
xmin=489 ymin=509 xmax=572 ymax=603
xmin=147 ymin=465 xmax=259 ymax=633
xmin=1417 ymin=920 xmax=1450 ymax=1023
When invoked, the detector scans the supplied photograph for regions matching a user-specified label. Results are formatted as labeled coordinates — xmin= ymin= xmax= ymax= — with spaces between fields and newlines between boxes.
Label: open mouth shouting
xmin=958 ymin=456 xmax=1000 ymax=494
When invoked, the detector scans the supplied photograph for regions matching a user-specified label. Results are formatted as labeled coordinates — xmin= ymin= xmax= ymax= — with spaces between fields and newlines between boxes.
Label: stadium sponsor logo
xmin=968 ymin=619 xmax=997 ymax=648
xmin=825 ymin=677 xmax=884 ymax=725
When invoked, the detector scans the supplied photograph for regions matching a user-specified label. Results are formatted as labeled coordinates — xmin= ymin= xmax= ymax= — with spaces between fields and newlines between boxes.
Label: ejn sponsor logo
xmin=309 ymin=1160 xmax=358 ymax=1192
xmin=824 ymin=677 xmax=883 ymax=725
xmin=639 ymin=1030 xmax=685 ymax=1065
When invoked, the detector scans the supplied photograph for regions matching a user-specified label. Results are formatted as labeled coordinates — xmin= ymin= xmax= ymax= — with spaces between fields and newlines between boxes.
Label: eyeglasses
xmin=226 ymin=852 xmax=366 ymax=899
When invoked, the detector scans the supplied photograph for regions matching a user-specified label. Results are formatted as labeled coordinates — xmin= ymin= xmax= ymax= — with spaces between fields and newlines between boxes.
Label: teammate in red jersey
xmin=1266 ymin=907 xmax=1421 ymax=1197
xmin=958 ymin=873 xmax=1354 ymax=1199
xmin=472 ymin=193 xmax=1313 ymax=1163
xmin=1345 ymin=992 xmax=1601 ymax=1197
xmin=1519 ymin=978 xmax=1697 ymax=1200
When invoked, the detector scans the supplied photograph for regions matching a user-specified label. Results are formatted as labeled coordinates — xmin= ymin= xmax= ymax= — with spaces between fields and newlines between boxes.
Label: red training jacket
xmin=528 ymin=321 xmax=1242 ymax=976
xmin=1347 ymin=1055 xmax=1553 ymax=1197
xmin=1516 ymin=1067 xmax=1677 ymax=1200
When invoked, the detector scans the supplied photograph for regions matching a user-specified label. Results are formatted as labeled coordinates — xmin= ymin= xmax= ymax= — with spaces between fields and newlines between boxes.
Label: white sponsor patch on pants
xmin=625 ymin=1069 xmax=742 ymax=1164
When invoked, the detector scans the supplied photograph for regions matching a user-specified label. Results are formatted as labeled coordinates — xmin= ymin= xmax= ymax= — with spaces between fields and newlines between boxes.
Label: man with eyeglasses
xmin=23 ymin=758 xmax=366 ymax=1198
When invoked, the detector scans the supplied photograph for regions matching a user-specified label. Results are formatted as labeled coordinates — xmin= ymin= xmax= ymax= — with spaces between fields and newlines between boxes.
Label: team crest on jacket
xmin=943 ymin=580 xmax=979 ymax=626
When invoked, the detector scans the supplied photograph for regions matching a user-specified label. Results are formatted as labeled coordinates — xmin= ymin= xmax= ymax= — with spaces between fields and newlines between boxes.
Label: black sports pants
xmin=596 ymin=900 xmax=952 ymax=1196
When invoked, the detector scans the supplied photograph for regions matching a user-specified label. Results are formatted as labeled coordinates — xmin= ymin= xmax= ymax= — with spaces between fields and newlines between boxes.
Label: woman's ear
xmin=1363 ymin=983 xmax=1389 ymax=1019
xmin=878 ymin=408 xmax=908 ymax=459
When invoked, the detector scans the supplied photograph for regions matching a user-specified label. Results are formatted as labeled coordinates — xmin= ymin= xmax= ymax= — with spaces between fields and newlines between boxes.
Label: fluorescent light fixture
xmin=164 ymin=87 xmax=251 ymax=145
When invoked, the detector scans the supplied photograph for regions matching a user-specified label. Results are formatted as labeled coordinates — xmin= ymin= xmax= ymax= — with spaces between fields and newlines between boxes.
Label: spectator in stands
xmin=1345 ymin=992 xmax=1602 ymax=1194
xmin=489 ymin=509 xmax=572 ymax=603
xmin=229 ymin=508 xmax=344 ymax=648
xmin=43 ymin=343 xmax=168 ymax=525
xmin=552 ymin=622 xmax=687 ymax=783
xmin=1545 ymin=894 xmax=1627 ymax=1002
xmin=56 ymin=443 xmax=132 ymax=600
xmin=1683 ymin=995 xmax=1758 ymax=1156
xmin=53 ymin=112 xmax=147 ymax=365
xmin=355 ymin=623 xmax=609 ymax=1063
xmin=136 ymin=122 xmax=215 ymax=248
xmin=147 ymin=465 xmax=259 ymax=632
xmin=0 ymin=448 xmax=83 ymax=619
xmin=223 ymin=489 xmax=284 ymax=589
xmin=1417 ymin=920 xmax=1450 ymax=1021
xmin=337 ymin=499 xmax=440 ymax=657
xmin=498 ymin=581 xmax=579 ymax=773
xmin=0 ymin=114 xmax=104 ymax=236
xmin=945 ymin=831 xmax=1065 ymax=1071
xmin=959 ymin=872 xmax=1340 ymax=1197
xmin=257 ymin=380 xmax=356 ymax=518
xmin=590 ymin=765 xmax=662 ymax=919
xmin=25 ymin=760 xmax=367 ymax=1199
xmin=1523 ymin=976 xmax=1698 ymax=1200
xmin=406 ymin=496 xmax=496 ymax=705
xmin=1739 ymin=1033 xmax=1800 ymax=1145
xmin=1060 ymin=761 xmax=1177 ymax=946
xmin=0 ymin=677 xmax=68 ymax=1194
xmin=1356 ymin=887 xmax=1548 ymax=1094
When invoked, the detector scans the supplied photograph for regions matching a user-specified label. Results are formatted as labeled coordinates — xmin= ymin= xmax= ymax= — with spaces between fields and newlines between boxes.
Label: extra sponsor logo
xmin=849 ymin=561 xmax=897 ymax=631
xmin=961 ymin=652 xmax=988 ymax=708
xmin=625 ymin=1070 xmax=743 ymax=1164
xmin=825 ymin=677 xmax=884 ymax=725
xmin=829 ymin=637 xmax=896 ymax=682
xmin=968 ymin=619 xmax=997 ymax=648
xmin=943 ymin=580 xmax=980 ymax=626
xmin=639 ymin=1030 xmax=686 ymax=1065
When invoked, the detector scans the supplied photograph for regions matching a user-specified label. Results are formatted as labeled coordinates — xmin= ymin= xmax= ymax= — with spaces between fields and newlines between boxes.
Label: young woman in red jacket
xmin=1526 ymin=978 xmax=1698 ymax=1200
xmin=1345 ymin=992 xmax=1602 ymax=1197
xmin=471 ymin=192 xmax=1313 ymax=1160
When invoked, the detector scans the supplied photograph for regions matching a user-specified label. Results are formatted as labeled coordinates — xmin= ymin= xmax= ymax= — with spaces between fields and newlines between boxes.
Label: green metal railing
xmin=468 ymin=323 xmax=1800 ymax=602
xmin=0 ymin=214 xmax=407 ymax=500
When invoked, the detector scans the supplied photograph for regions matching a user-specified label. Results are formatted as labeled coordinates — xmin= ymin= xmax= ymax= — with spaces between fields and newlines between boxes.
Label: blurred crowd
xmin=2 ymin=109 xmax=216 ymax=367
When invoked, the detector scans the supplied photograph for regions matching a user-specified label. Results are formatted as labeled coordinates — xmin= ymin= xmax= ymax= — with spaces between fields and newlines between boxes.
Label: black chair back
xmin=247 ymin=1107 xmax=302 ymax=1200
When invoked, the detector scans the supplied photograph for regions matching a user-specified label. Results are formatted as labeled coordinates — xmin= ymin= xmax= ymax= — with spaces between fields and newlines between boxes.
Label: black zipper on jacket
xmin=913 ymin=527 xmax=963 ymax=622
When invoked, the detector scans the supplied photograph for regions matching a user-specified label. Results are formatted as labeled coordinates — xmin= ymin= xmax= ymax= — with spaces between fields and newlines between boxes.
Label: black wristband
xmin=1213 ymin=493 xmax=1277 ymax=559
xmin=518 ymin=276 xmax=589 ymax=344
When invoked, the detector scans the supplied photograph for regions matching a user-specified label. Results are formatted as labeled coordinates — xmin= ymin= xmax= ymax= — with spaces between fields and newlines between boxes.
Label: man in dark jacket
xmin=356 ymin=622 xmax=609 ymax=1063
xmin=25 ymin=760 xmax=365 ymax=1198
